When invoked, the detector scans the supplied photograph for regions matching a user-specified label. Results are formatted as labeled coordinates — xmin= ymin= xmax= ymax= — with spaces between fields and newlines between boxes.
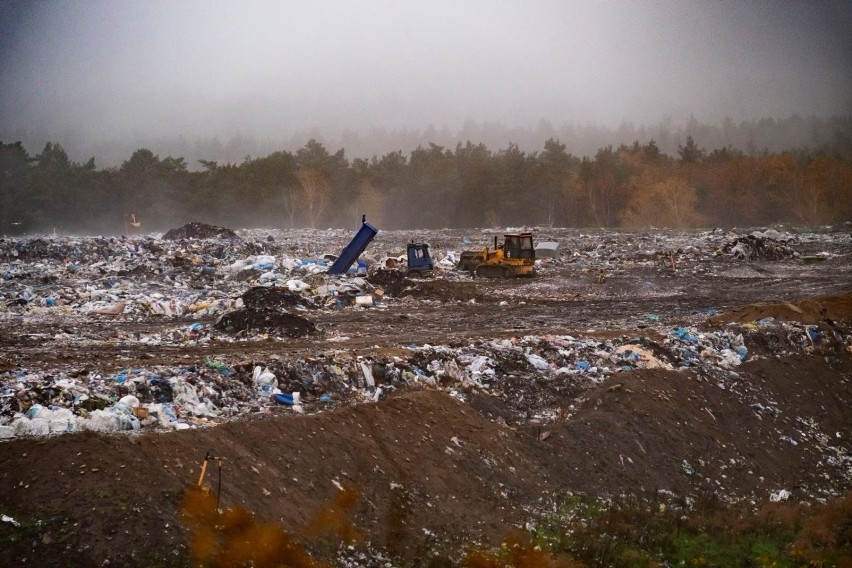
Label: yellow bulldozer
xmin=457 ymin=232 xmax=536 ymax=278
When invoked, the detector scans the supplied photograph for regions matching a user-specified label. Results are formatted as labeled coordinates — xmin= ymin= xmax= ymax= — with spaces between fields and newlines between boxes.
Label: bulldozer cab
xmin=503 ymin=233 xmax=534 ymax=260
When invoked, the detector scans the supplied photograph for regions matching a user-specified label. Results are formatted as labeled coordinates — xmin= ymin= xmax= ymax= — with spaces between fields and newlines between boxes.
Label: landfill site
xmin=0 ymin=221 xmax=850 ymax=567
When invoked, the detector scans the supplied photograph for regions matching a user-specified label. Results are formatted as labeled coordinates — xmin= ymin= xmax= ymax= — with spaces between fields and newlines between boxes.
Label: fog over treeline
xmin=2 ymin=1 xmax=851 ymax=234
xmin=2 ymin=1 xmax=851 ymax=168
xmin=6 ymin=114 xmax=852 ymax=173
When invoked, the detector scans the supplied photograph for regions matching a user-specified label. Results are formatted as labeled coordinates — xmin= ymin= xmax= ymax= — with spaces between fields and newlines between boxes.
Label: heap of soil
xmin=215 ymin=286 xmax=318 ymax=337
xmin=0 ymin=355 xmax=849 ymax=566
xmin=708 ymin=293 xmax=852 ymax=325
xmin=242 ymin=286 xmax=318 ymax=311
xmin=163 ymin=222 xmax=238 ymax=240
xmin=367 ymin=268 xmax=409 ymax=296
xmin=722 ymin=234 xmax=796 ymax=260
xmin=367 ymin=269 xmax=482 ymax=302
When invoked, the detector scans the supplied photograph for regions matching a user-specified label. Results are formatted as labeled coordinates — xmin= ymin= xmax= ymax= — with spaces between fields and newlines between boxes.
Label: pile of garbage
xmin=0 ymin=230 xmax=388 ymax=317
xmin=2 ymin=225 xmax=848 ymax=317
xmin=1 ymin=224 xmax=849 ymax=439
xmin=215 ymin=286 xmax=318 ymax=336
xmin=722 ymin=230 xmax=798 ymax=261
xmin=163 ymin=222 xmax=238 ymax=240
xmin=6 ymin=312 xmax=842 ymax=439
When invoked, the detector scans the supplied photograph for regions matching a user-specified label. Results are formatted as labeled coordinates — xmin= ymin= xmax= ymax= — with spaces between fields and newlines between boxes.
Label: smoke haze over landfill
xmin=1 ymin=0 xmax=851 ymax=165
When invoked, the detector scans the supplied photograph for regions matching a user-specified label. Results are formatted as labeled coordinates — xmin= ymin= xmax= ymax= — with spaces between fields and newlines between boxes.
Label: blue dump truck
xmin=327 ymin=217 xmax=435 ymax=278
xmin=327 ymin=217 xmax=379 ymax=276
xmin=404 ymin=242 xmax=434 ymax=277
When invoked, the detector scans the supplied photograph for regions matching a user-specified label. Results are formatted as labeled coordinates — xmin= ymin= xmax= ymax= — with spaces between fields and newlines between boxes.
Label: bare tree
xmin=295 ymin=168 xmax=331 ymax=228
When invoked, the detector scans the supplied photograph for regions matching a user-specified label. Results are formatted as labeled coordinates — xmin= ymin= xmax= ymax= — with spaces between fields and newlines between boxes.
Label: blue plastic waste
xmin=673 ymin=328 xmax=699 ymax=345
xmin=274 ymin=393 xmax=294 ymax=405
xmin=319 ymin=394 xmax=331 ymax=402
xmin=576 ymin=361 xmax=590 ymax=371
xmin=162 ymin=403 xmax=178 ymax=422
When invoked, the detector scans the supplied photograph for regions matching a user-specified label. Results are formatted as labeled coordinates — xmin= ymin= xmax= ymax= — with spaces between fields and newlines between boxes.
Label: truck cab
xmin=406 ymin=243 xmax=434 ymax=277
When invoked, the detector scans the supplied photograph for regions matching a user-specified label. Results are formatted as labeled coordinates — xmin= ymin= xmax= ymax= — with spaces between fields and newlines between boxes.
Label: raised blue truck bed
xmin=326 ymin=220 xmax=379 ymax=276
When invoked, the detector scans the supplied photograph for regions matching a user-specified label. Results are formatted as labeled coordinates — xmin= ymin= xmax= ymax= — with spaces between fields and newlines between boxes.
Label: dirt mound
xmin=0 ymin=390 xmax=552 ymax=566
xmin=163 ymin=222 xmax=238 ymax=240
xmin=242 ymin=285 xmax=318 ymax=311
xmin=722 ymin=234 xmax=796 ymax=260
xmin=367 ymin=268 xmax=408 ymax=296
xmin=530 ymin=354 xmax=852 ymax=499
xmin=216 ymin=308 xmax=316 ymax=337
xmin=708 ymin=293 xmax=852 ymax=325
xmin=367 ymin=269 xmax=483 ymax=302
xmin=215 ymin=287 xmax=318 ymax=337
xmin=0 ymin=354 xmax=849 ymax=566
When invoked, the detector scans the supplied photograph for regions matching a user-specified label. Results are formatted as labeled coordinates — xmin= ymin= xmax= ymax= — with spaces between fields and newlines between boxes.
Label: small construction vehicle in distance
xmin=405 ymin=242 xmax=434 ymax=277
xmin=457 ymin=232 xmax=536 ymax=278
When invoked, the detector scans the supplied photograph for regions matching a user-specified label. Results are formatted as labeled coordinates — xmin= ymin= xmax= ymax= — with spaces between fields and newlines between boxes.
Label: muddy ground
xmin=0 ymin=226 xmax=850 ymax=566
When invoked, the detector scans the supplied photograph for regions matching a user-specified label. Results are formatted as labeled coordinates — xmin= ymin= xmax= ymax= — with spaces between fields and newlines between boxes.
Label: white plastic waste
xmin=253 ymin=366 xmax=277 ymax=394
xmin=119 ymin=395 xmax=140 ymax=408
xmin=525 ymin=353 xmax=550 ymax=371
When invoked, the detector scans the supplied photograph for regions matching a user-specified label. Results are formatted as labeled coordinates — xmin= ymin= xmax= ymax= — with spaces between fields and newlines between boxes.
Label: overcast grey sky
xmin=1 ymin=0 xmax=851 ymax=146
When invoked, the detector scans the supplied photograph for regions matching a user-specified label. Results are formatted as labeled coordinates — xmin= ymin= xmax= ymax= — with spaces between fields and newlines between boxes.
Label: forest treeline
xmin=9 ymin=113 xmax=852 ymax=173
xmin=1 ymin=136 xmax=851 ymax=235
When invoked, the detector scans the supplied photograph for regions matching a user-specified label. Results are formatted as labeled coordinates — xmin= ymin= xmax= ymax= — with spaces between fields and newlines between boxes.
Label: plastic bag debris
xmin=770 ymin=489 xmax=791 ymax=502
xmin=1 ymin=226 xmax=849 ymax=444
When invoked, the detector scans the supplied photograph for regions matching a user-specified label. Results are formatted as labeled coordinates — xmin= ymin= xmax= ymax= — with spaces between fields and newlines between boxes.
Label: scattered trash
xmin=722 ymin=231 xmax=797 ymax=261
xmin=0 ymin=225 xmax=849 ymax=442
xmin=163 ymin=222 xmax=238 ymax=240
xmin=770 ymin=489 xmax=792 ymax=502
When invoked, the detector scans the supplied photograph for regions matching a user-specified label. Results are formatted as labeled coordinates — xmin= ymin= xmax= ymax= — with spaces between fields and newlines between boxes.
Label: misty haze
xmin=1 ymin=1 xmax=850 ymax=183
xmin=2 ymin=1 xmax=852 ymax=233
